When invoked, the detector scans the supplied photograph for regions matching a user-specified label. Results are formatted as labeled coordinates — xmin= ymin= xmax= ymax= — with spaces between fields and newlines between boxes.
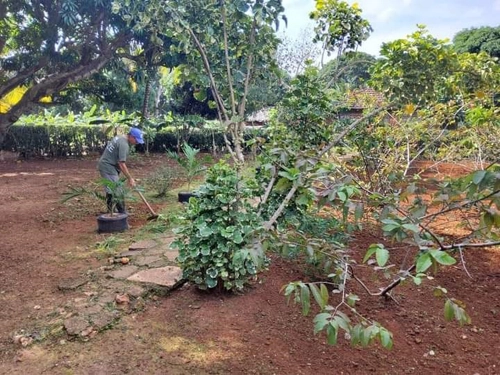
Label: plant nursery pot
xmin=178 ymin=191 xmax=196 ymax=203
xmin=97 ymin=213 xmax=129 ymax=233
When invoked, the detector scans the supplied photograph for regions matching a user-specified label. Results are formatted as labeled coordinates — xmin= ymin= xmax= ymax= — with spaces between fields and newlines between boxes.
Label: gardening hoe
xmin=135 ymin=190 xmax=159 ymax=220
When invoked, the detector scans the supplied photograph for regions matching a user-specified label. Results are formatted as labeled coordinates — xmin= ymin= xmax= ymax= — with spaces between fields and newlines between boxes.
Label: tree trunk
xmin=142 ymin=76 xmax=152 ymax=120
xmin=154 ymin=80 xmax=162 ymax=117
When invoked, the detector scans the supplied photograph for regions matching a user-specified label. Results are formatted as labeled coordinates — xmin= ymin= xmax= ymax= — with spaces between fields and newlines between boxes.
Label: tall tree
xmin=320 ymin=51 xmax=376 ymax=89
xmin=0 ymin=0 xmax=134 ymax=145
xmin=115 ymin=0 xmax=285 ymax=162
xmin=309 ymin=0 xmax=372 ymax=66
xmin=369 ymin=26 xmax=459 ymax=106
xmin=453 ymin=26 xmax=500 ymax=58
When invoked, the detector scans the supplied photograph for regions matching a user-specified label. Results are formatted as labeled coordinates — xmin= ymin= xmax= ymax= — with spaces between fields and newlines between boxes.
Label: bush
xmin=172 ymin=161 xmax=265 ymax=291
xmin=145 ymin=166 xmax=177 ymax=198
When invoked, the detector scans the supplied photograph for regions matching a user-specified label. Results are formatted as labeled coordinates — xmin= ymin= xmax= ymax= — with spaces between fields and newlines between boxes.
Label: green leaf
xmin=429 ymin=250 xmax=456 ymax=266
xmin=337 ymin=191 xmax=347 ymax=202
xmin=310 ymin=284 xmax=326 ymax=309
xmin=402 ymin=223 xmax=420 ymax=233
xmin=379 ymin=328 xmax=393 ymax=350
xmin=416 ymin=252 xmax=433 ymax=273
xmin=350 ymin=324 xmax=363 ymax=346
xmin=320 ymin=284 xmax=329 ymax=306
xmin=376 ymin=247 xmax=390 ymax=267
xmin=326 ymin=322 xmax=338 ymax=345
xmin=333 ymin=315 xmax=350 ymax=331
xmin=197 ymin=223 xmax=214 ymax=237
xmin=444 ymin=299 xmax=454 ymax=321
xmin=232 ymin=230 xmax=244 ymax=244
xmin=300 ymin=284 xmax=311 ymax=316
xmin=472 ymin=170 xmax=487 ymax=185
xmin=313 ymin=313 xmax=331 ymax=334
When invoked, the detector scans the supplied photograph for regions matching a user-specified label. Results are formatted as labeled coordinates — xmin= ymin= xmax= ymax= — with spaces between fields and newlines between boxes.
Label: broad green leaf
xmin=429 ymin=250 xmax=456 ymax=266
xmin=376 ymin=247 xmax=390 ymax=267
xmin=350 ymin=324 xmax=363 ymax=346
xmin=361 ymin=326 xmax=377 ymax=346
xmin=300 ymin=284 xmax=311 ymax=316
xmin=333 ymin=315 xmax=350 ymax=331
xmin=416 ymin=252 xmax=433 ymax=273
xmin=379 ymin=328 xmax=393 ymax=350
xmin=363 ymin=247 xmax=377 ymax=263
xmin=472 ymin=170 xmax=487 ymax=185
xmin=337 ymin=191 xmax=347 ymax=202
xmin=320 ymin=284 xmax=329 ymax=306
xmin=363 ymin=243 xmax=383 ymax=263
xmin=326 ymin=322 xmax=338 ymax=345
xmin=309 ymin=284 xmax=326 ymax=309
xmin=313 ymin=313 xmax=331 ymax=334
xmin=382 ymin=224 xmax=400 ymax=232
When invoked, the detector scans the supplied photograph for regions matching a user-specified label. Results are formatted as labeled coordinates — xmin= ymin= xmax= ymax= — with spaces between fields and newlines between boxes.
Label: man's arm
xmin=118 ymin=161 xmax=136 ymax=188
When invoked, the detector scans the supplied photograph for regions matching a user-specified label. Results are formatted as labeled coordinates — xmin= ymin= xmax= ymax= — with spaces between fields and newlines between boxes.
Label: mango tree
xmin=0 ymin=0 xmax=138 ymax=145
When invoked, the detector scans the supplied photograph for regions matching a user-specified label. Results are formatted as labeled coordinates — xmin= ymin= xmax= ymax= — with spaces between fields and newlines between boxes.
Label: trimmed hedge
xmin=3 ymin=123 xmax=266 ymax=157
xmin=4 ymin=124 xmax=107 ymax=157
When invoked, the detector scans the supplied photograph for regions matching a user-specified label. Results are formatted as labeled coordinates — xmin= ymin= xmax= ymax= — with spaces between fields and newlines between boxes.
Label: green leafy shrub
xmin=172 ymin=161 xmax=265 ymax=291
xmin=145 ymin=166 xmax=177 ymax=197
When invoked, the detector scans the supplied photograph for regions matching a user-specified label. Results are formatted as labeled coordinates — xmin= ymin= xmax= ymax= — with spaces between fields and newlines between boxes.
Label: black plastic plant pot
xmin=178 ymin=191 xmax=196 ymax=203
xmin=97 ymin=213 xmax=129 ymax=233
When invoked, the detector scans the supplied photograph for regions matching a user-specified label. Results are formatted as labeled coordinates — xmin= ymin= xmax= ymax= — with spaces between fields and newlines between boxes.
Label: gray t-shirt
xmin=98 ymin=136 xmax=130 ymax=175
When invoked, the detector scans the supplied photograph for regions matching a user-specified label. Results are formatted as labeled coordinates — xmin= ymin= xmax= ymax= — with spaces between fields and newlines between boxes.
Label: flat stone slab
xmin=127 ymin=266 xmax=183 ymax=287
xmin=164 ymin=250 xmax=179 ymax=262
xmin=58 ymin=277 xmax=88 ymax=291
xmin=64 ymin=316 xmax=90 ymax=336
xmin=129 ymin=240 xmax=158 ymax=251
xmin=116 ymin=250 xmax=141 ymax=258
xmin=89 ymin=311 xmax=118 ymax=331
xmin=142 ymin=247 xmax=167 ymax=256
xmin=158 ymin=236 xmax=175 ymax=246
xmin=133 ymin=255 xmax=162 ymax=267
xmin=107 ymin=265 xmax=139 ymax=280
xmin=127 ymin=285 xmax=146 ymax=298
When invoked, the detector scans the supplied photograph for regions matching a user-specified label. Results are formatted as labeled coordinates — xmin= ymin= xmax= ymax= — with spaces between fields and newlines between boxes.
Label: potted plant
xmin=62 ymin=178 xmax=133 ymax=233
xmin=168 ymin=142 xmax=209 ymax=203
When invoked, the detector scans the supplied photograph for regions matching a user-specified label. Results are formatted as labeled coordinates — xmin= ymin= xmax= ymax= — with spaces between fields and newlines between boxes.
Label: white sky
xmin=282 ymin=0 xmax=500 ymax=56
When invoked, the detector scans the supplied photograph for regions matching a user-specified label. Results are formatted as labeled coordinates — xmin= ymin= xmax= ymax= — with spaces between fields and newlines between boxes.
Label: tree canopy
xmin=319 ymin=51 xmax=376 ymax=89
xmin=453 ymin=26 xmax=500 ymax=58
xmin=0 ymin=0 xmax=136 ymax=143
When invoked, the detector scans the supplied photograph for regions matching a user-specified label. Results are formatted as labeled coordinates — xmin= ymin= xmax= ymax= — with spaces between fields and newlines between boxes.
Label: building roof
xmin=344 ymin=87 xmax=386 ymax=110
xmin=247 ymin=107 xmax=272 ymax=123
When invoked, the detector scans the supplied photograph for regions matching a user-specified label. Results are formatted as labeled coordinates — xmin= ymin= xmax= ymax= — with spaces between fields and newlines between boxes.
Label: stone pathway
xmin=13 ymin=236 xmax=184 ymax=344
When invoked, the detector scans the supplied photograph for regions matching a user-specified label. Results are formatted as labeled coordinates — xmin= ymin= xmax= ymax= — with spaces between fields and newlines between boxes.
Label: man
xmin=97 ymin=127 xmax=144 ymax=213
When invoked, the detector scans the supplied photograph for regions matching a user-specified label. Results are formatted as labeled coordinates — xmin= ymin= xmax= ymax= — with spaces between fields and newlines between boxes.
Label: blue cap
xmin=129 ymin=127 xmax=144 ymax=144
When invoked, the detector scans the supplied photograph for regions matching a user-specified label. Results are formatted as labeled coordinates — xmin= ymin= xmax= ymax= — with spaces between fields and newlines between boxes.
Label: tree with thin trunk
xmin=115 ymin=0 xmax=286 ymax=163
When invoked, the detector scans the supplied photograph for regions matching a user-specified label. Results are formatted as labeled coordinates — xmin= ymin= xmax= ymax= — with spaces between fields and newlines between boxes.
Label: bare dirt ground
xmin=0 ymin=155 xmax=499 ymax=375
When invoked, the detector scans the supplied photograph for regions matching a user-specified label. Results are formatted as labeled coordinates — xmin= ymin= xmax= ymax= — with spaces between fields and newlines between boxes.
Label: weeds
xmin=95 ymin=236 xmax=124 ymax=258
